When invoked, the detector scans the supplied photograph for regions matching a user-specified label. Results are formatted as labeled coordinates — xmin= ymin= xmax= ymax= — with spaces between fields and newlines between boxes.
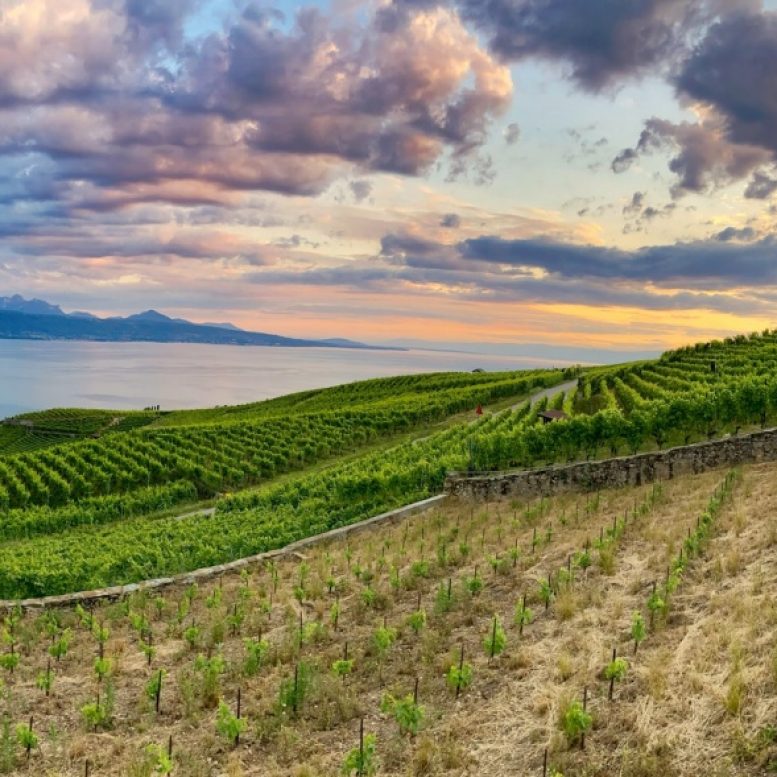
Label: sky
xmin=3 ymin=0 xmax=777 ymax=353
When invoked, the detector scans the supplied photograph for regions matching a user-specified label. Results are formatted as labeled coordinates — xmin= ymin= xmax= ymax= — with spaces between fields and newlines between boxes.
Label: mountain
xmin=202 ymin=322 xmax=243 ymax=331
xmin=0 ymin=296 xmax=395 ymax=351
xmin=0 ymin=294 xmax=65 ymax=317
xmin=123 ymin=309 xmax=174 ymax=324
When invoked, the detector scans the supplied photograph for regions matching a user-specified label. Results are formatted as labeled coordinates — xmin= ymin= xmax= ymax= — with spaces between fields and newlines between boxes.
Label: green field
xmin=2 ymin=331 xmax=777 ymax=598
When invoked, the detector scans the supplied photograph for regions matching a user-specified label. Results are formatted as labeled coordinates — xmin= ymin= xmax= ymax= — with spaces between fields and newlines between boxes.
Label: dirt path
xmin=517 ymin=378 xmax=579 ymax=410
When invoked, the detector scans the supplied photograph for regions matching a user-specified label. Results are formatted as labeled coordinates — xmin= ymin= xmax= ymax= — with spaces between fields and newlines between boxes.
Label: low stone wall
xmin=0 ymin=494 xmax=447 ymax=611
xmin=445 ymin=427 xmax=777 ymax=501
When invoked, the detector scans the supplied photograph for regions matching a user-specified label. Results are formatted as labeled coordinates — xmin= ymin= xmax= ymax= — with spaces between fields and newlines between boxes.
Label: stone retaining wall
xmin=445 ymin=427 xmax=777 ymax=501
xmin=1 ymin=494 xmax=447 ymax=611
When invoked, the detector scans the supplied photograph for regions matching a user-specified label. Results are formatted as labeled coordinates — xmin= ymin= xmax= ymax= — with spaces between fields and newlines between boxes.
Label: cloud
xmin=440 ymin=213 xmax=461 ymax=228
xmin=349 ymin=180 xmax=373 ymax=203
xmin=623 ymin=191 xmax=645 ymax=215
xmin=504 ymin=122 xmax=521 ymax=145
xmin=745 ymin=172 xmax=777 ymax=200
xmin=714 ymin=226 xmax=757 ymax=242
xmin=246 ymin=229 xmax=776 ymax=315
xmin=457 ymin=234 xmax=777 ymax=287
xmin=612 ymin=117 xmax=770 ymax=196
xmin=616 ymin=7 xmax=777 ymax=197
xmin=675 ymin=10 xmax=777 ymax=154
xmin=394 ymin=0 xmax=757 ymax=90
xmin=0 ymin=2 xmax=512 ymax=210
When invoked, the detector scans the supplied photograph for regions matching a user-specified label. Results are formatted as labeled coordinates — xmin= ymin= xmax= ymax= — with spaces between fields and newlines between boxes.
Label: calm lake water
xmin=0 ymin=340 xmax=558 ymax=417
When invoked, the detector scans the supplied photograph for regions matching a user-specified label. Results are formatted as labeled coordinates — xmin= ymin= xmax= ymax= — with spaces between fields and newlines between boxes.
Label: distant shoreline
xmin=0 ymin=333 xmax=405 ymax=352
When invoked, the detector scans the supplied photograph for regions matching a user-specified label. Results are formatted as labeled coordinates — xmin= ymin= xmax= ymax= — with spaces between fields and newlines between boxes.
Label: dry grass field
xmin=0 ymin=463 xmax=775 ymax=776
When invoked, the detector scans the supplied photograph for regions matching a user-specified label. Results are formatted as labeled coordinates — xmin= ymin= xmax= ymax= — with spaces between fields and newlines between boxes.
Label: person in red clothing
xmin=475 ymin=404 xmax=483 ymax=416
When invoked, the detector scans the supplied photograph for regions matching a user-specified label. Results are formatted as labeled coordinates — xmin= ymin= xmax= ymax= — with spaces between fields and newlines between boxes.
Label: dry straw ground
xmin=0 ymin=463 xmax=775 ymax=776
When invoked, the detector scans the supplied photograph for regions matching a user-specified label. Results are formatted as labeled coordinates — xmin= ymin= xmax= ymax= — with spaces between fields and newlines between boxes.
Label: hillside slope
xmin=0 ymin=464 xmax=771 ymax=775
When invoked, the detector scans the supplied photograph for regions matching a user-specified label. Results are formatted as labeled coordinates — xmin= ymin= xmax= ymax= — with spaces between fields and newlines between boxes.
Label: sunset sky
xmin=3 ymin=0 xmax=777 ymax=354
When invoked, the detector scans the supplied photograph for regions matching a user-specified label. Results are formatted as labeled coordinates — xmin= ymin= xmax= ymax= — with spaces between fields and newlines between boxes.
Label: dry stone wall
xmin=445 ymin=427 xmax=777 ymax=501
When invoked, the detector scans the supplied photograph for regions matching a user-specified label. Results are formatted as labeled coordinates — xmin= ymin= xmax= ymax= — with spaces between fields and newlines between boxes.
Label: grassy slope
xmin=0 ymin=464 xmax=773 ymax=775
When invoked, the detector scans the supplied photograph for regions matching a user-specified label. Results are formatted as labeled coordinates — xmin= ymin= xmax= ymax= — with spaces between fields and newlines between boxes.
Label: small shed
xmin=538 ymin=409 xmax=569 ymax=424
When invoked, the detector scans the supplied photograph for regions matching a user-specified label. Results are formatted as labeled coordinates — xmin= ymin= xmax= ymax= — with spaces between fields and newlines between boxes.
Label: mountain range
xmin=0 ymin=295 xmax=386 ymax=350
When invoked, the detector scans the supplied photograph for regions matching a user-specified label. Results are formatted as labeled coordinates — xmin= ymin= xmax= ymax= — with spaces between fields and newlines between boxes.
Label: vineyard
xmin=5 ymin=333 xmax=777 ymax=596
xmin=0 ymin=369 xmax=568 ymax=596
xmin=0 ymin=463 xmax=771 ymax=775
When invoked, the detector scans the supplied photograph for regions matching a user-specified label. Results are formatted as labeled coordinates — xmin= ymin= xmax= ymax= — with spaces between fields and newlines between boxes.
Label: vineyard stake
xmin=608 ymin=647 xmax=617 ymax=701
xmin=456 ymin=643 xmax=465 ymax=700
xmin=236 ymin=688 xmax=242 ymax=746
xmin=520 ymin=594 xmax=527 ymax=636
xmin=358 ymin=717 xmax=365 ymax=777
xmin=542 ymin=747 xmax=548 ymax=777
xmin=155 ymin=668 xmax=163 ymax=714
xmin=581 ymin=687 xmax=588 ymax=750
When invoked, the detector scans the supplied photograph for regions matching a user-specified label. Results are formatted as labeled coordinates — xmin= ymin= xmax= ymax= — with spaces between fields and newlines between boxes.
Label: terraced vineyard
xmin=5 ymin=332 xmax=777 ymax=598
xmin=0 ymin=369 xmax=568 ymax=596
xmin=0 ymin=463 xmax=771 ymax=775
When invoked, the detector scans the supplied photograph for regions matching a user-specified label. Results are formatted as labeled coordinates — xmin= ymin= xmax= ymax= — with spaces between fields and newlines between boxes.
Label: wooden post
xmin=26 ymin=716 xmax=32 ymax=762
xmin=581 ymin=687 xmax=588 ymax=750
xmin=358 ymin=718 xmax=365 ymax=777
xmin=293 ymin=664 xmax=299 ymax=716
xmin=236 ymin=688 xmax=242 ymax=746
xmin=520 ymin=594 xmax=527 ymax=636
xmin=413 ymin=676 xmax=419 ymax=705
xmin=542 ymin=747 xmax=548 ymax=777
xmin=650 ymin=581 xmax=656 ymax=628
xmin=608 ymin=647 xmax=617 ymax=701
xmin=155 ymin=668 xmax=163 ymax=714
xmin=456 ymin=643 xmax=465 ymax=700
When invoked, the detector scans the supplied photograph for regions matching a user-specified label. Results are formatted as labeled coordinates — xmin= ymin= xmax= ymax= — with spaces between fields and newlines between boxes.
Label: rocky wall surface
xmin=445 ymin=429 xmax=777 ymax=501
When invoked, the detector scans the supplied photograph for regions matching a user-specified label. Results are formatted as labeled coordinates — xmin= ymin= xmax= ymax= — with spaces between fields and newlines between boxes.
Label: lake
xmin=0 ymin=340 xmax=561 ymax=417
